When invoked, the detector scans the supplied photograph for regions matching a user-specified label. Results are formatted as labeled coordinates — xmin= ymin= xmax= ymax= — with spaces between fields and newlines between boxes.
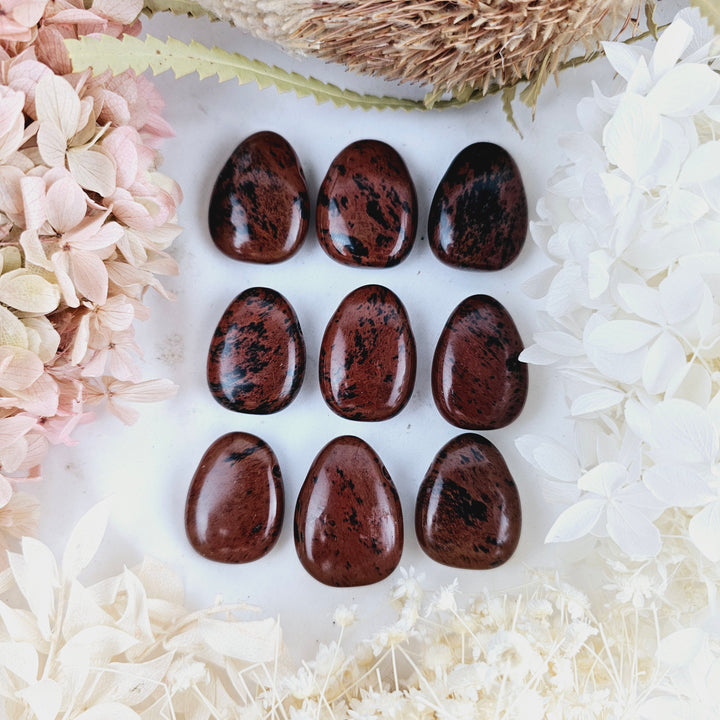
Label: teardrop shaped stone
xmin=416 ymin=433 xmax=521 ymax=569
xmin=209 ymin=131 xmax=309 ymax=263
xmin=207 ymin=287 xmax=305 ymax=413
xmin=316 ymin=140 xmax=417 ymax=267
xmin=319 ymin=284 xmax=416 ymax=421
xmin=428 ymin=142 xmax=527 ymax=270
xmin=432 ymin=294 xmax=527 ymax=429
xmin=294 ymin=436 xmax=403 ymax=587
xmin=185 ymin=432 xmax=284 ymax=563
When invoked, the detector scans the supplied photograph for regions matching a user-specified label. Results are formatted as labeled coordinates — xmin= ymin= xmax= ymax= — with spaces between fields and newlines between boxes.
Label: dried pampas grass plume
xmin=195 ymin=0 xmax=639 ymax=96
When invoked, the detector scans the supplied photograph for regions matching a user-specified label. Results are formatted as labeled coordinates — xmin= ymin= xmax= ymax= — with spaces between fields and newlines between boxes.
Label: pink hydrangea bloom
xmin=0 ymin=0 xmax=180 ymax=553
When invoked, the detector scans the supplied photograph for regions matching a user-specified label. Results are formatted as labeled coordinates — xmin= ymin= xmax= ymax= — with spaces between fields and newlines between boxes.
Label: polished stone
xmin=185 ymin=432 xmax=284 ymax=563
xmin=416 ymin=433 xmax=521 ymax=569
xmin=428 ymin=142 xmax=527 ymax=270
xmin=432 ymin=294 xmax=527 ymax=429
xmin=209 ymin=131 xmax=309 ymax=263
xmin=294 ymin=435 xmax=403 ymax=587
xmin=319 ymin=284 xmax=416 ymax=421
xmin=207 ymin=287 xmax=305 ymax=413
xmin=316 ymin=139 xmax=417 ymax=267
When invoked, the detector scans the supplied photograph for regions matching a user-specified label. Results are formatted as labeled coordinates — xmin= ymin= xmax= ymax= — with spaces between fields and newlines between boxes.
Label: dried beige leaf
xmin=61 ymin=500 xmax=110 ymax=583
xmin=15 ymin=678 xmax=62 ymax=720
xmin=0 ymin=269 xmax=61 ymax=315
xmin=67 ymin=147 xmax=116 ymax=196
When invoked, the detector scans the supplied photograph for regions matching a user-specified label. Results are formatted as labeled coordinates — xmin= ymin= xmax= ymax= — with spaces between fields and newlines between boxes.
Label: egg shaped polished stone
xmin=428 ymin=142 xmax=528 ymax=270
xmin=319 ymin=285 xmax=416 ymax=421
xmin=208 ymin=131 xmax=309 ymax=263
xmin=432 ymin=294 xmax=527 ymax=429
xmin=185 ymin=432 xmax=284 ymax=563
xmin=316 ymin=140 xmax=417 ymax=267
xmin=294 ymin=435 xmax=403 ymax=587
xmin=416 ymin=433 xmax=521 ymax=569
xmin=207 ymin=287 xmax=305 ymax=413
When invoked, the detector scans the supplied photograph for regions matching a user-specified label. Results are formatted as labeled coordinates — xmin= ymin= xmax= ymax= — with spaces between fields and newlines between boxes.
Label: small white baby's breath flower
xmin=333 ymin=604 xmax=358 ymax=628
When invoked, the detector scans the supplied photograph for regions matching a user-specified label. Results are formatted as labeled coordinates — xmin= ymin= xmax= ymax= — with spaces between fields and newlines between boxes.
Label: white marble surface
xmin=30 ymin=1 xmax=687 ymax=658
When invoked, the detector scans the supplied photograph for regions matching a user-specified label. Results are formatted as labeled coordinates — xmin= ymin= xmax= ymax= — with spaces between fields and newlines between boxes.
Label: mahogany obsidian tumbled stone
xmin=319 ymin=284 xmax=416 ymax=421
xmin=208 ymin=131 xmax=309 ymax=263
xmin=185 ymin=432 xmax=284 ymax=563
xmin=207 ymin=287 xmax=305 ymax=414
xmin=416 ymin=433 xmax=521 ymax=569
xmin=316 ymin=139 xmax=417 ymax=267
xmin=428 ymin=142 xmax=528 ymax=270
xmin=294 ymin=435 xmax=403 ymax=587
xmin=432 ymin=294 xmax=527 ymax=430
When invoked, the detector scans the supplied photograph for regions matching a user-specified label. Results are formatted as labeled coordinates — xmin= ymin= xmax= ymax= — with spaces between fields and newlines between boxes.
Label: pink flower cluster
xmin=0 ymin=0 xmax=180 ymax=542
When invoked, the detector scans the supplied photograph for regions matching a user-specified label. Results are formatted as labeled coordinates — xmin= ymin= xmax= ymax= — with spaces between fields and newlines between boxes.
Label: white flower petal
xmin=688 ymin=501 xmax=720 ymax=561
xmin=15 ymin=679 xmax=62 ymax=720
xmin=647 ymin=63 xmax=720 ymax=117
xmin=62 ymin=501 xmax=111 ymax=583
xmin=586 ymin=320 xmax=660 ymax=353
xmin=578 ymin=462 xmax=627 ymax=496
xmin=644 ymin=464 xmax=711 ymax=507
xmin=570 ymin=389 xmax=624 ymax=416
xmin=649 ymin=17 xmax=694 ymax=77
xmin=603 ymin=95 xmax=662 ymax=181
xmin=606 ymin=502 xmax=661 ymax=558
xmin=532 ymin=331 xmax=584 ymax=357
xmin=642 ymin=332 xmax=686 ymax=395
xmin=75 ymin=703 xmax=141 ymax=720
xmin=658 ymin=628 xmax=706 ymax=667
xmin=601 ymin=41 xmax=643 ymax=81
xmin=545 ymin=499 xmax=605 ymax=543
xmin=679 ymin=140 xmax=720 ymax=185
xmin=35 ymin=74 xmax=80 ymax=140
xmin=650 ymin=399 xmax=718 ymax=465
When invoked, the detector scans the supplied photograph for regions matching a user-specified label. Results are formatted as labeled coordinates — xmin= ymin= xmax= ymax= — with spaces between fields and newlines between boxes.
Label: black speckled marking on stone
xmin=319 ymin=284 xmax=416 ymax=421
xmin=294 ymin=435 xmax=403 ymax=587
xmin=432 ymin=294 xmax=528 ymax=430
xmin=185 ymin=432 xmax=284 ymax=563
xmin=208 ymin=131 xmax=309 ymax=264
xmin=207 ymin=287 xmax=305 ymax=414
xmin=428 ymin=142 xmax=528 ymax=270
xmin=316 ymin=140 xmax=417 ymax=268
xmin=416 ymin=433 xmax=521 ymax=569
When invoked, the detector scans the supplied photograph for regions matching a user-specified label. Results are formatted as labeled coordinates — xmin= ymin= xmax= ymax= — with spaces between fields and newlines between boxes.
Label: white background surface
xmin=29 ymin=1 xmax=687 ymax=658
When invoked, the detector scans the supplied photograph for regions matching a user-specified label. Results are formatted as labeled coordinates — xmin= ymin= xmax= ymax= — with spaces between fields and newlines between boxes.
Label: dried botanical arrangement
xmin=1 ymin=502 xmax=718 ymax=719
xmin=0 ymin=0 xmax=180 ymax=552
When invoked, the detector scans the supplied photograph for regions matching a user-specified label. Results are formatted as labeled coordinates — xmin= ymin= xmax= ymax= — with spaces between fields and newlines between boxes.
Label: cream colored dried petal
xmin=0 ymin=269 xmax=60 ymax=315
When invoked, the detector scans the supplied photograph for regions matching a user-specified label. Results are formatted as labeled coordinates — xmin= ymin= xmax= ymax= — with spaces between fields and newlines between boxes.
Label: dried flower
xmin=0 ymin=0 xmax=179 ymax=556
xmin=517 ymin=10 xmax=720 ymax=571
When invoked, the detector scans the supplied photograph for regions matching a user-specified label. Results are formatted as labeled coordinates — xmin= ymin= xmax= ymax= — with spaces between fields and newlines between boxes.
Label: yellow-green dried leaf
xmin=0 ymin=247 xmax=22 ymax=274
xmin=0 ymin=270 xmax=61 ymax=315
xmin=143 ymin=0 xmax=218 ymax=20
xmin=691 ymin=0 xmax=720 ymax=34
xmin=64 ymin=35 xmax=424 ymax=112
xmin=0 ymin=306 xmax=29 ymax=349
xmin=502 ymin=86 xmax=522 ymax=138
xmin=645 ymin=0 xmax=659 ymax=39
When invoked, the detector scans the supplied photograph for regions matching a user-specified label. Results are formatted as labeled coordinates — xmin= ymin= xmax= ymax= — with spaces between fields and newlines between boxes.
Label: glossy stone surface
xmin=432 ymin=294 xmax=527 ymax=429
xmin=209 ymin=131 xmax=309 ymax=263
xmin=428 ymin=142 xmax=527 ymax=270
xmin=294 ymin=436 xmax=403 ymax=587
xmin=207 ymin=287 xmax=305 ymax=413
xmin=185 ymin=432 xmax=284 ymax=563
xmin=316 ymin=140 xmax=417 ymax=267
xmin=319 ymin=285 xmax=416 ymax=421
xmin=416 ymin=433 xmax=521 ymax=569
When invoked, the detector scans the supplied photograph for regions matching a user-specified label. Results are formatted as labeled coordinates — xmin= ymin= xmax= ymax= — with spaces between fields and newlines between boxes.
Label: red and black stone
xmin=185 ymin=432 xmax=284 ymax=563
xmin=207 ymin=287 xmax=305 ymax=414
xmin=432 ymin=294 xmax=527 ymax=430
xmin=428 ymin=142 xmax=527 ymax=270
xmin=316 ymin=139 xmax=417 ymax=267
xmin=294 ymin=435 xmax=403 ymax=587
xmin=415 ymin=433 xmax=521 ymax=569
xmin=319 ymin=284 xmax=416 ymax=421
xmin=208 ymin=131 xmax=309 ymax=263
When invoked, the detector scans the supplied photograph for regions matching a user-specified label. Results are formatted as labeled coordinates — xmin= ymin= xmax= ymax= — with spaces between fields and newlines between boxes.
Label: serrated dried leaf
xmin=64 ymin=35 xmax=424 ymax=112
xmin=690 ymin=0 xmax=720 ymax=35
